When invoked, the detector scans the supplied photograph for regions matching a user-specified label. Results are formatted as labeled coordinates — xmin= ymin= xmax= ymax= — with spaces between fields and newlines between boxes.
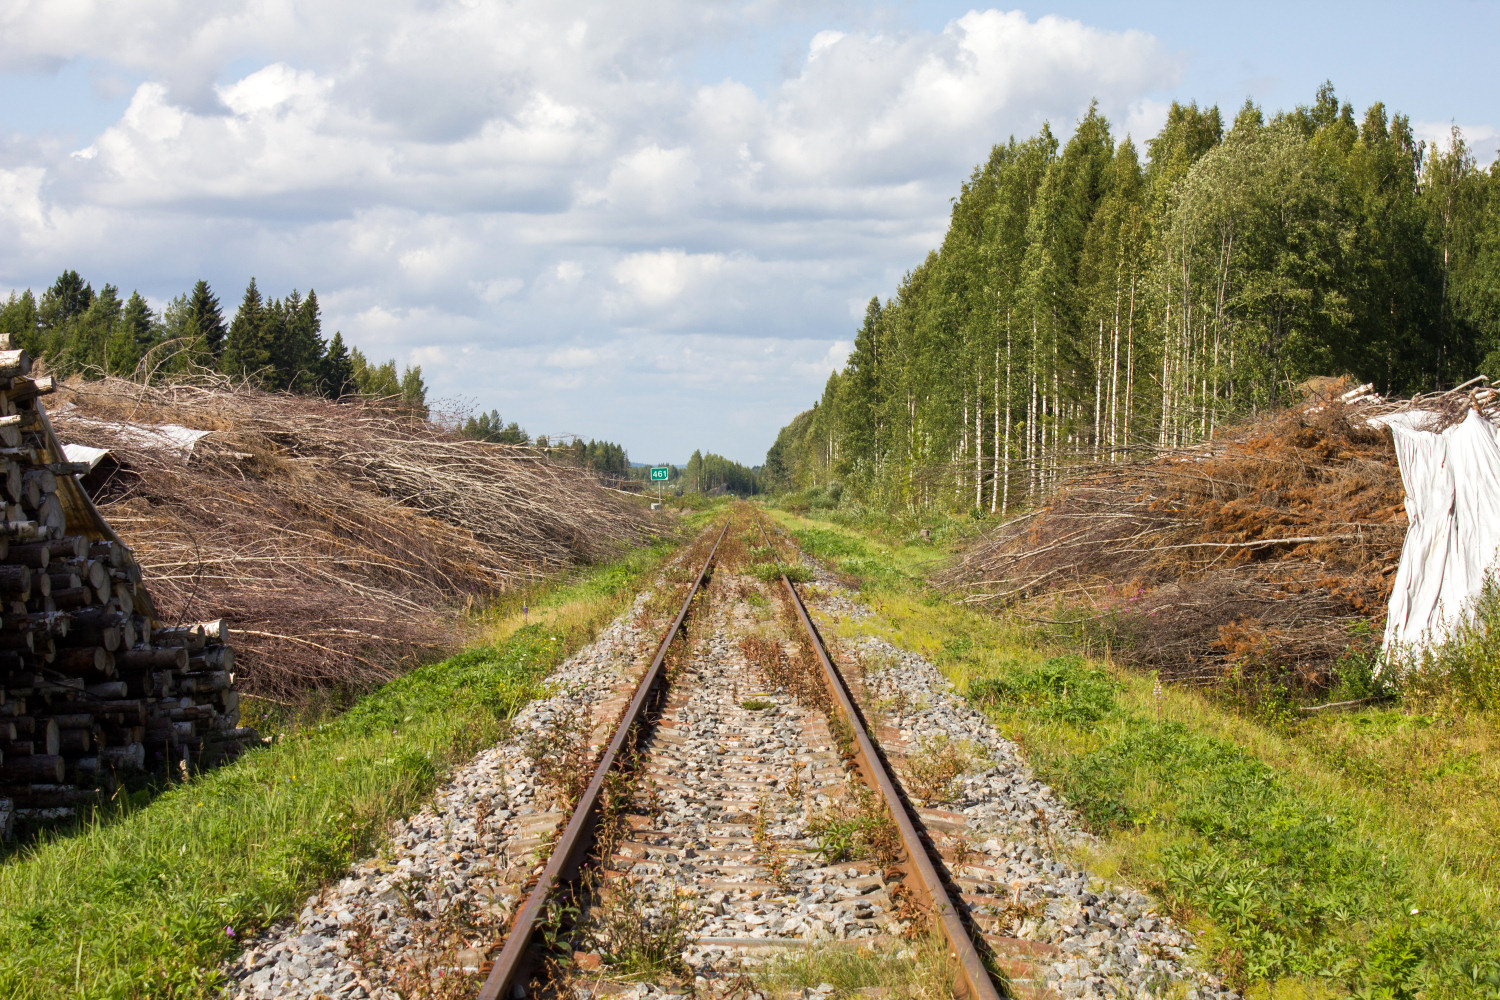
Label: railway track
xmin=226 ymin=513 xmax=1222 ymax=1000
xmin=478 ymin=516 xmax=1006 ymax=1000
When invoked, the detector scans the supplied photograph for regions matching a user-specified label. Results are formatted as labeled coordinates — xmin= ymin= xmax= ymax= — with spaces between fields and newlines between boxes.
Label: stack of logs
xmin=0 ymin=341 xmax=254 ymax=837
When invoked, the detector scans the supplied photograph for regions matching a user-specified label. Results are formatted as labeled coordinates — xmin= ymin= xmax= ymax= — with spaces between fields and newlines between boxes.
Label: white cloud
xmin=1414 ymin=120 xmax=1500 ymax=168
xmin=473 ymin=277 xmax=524 ymax=303
xmin=0 ymin=2 xmax=1185 ymax=462
xmin=611 ymin=249 xmax=725 ymax=307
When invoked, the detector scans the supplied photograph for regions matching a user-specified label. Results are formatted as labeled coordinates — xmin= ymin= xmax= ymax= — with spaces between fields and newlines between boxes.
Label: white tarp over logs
xmin=1372 ymin=408 xmax=1500 ymax=655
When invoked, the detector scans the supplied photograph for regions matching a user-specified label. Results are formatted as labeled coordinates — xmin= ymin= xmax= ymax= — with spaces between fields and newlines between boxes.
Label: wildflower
xmin=224 ymin=926 xmax=236 ymax=937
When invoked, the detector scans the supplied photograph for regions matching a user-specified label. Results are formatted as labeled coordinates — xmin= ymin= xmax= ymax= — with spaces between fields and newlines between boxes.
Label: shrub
xmin=898 ymin=733 xmax=977 ymax=803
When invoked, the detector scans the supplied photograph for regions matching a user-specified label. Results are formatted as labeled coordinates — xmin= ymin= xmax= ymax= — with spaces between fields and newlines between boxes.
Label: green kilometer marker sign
xmin=649 ymin=467 xmax=670 ymax=481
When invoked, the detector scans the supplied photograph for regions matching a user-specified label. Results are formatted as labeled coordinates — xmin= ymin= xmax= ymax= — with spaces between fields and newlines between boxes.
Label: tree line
xmin=765 ymin=83 xmax=1500 ymax=511
xmin=456 ymin=411 xmax=631 ymax=477
xmin=683 ymin=450 xmax=760 ymax=495
xmin=0 ymin=272 xmax=429 ymax=413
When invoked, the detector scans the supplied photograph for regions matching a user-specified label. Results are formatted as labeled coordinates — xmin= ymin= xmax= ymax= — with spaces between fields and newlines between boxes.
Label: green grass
xmin=0 ymin=535 xmax=687 ymax=999
xmin=765 ymin=507 xmax=1500 ymax=1000
xmin=749 ymin=561 xmax=813 ymax=584
xmin=756 ymin=932 xmax=955 ymax=1000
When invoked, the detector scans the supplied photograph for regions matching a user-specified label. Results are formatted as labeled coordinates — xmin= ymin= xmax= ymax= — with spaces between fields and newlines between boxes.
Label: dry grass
xmin=897 ymin=733 xmax=977 ymax=805
xmin=48 ymin=373 xmax=663 ymax=699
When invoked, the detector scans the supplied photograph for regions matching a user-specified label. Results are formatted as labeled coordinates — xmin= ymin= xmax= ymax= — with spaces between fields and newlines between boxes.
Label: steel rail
xmin=477 ymin=519 xmax=730 ymax=1000
xmin=755 ymin=518 xmax=1003 ymax=1000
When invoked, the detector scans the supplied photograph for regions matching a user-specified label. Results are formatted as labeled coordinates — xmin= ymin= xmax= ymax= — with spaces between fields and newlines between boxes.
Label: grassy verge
xmin=765 ymin=507 xmax=1500 ymax=1000
xmin=0 ymin=530 xmax=698 ymax=1000
xmin=757 ymin=932 xmax=955 ymax=1000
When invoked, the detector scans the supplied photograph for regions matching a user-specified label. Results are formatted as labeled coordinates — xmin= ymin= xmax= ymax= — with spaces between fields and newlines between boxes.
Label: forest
xmin=682 ymin=450 xmax=761 ymax=495
xmin=764 ymin=84 xmax=1500 ymax=510
xmin=0 ymin=272 xmax=430 ymax=412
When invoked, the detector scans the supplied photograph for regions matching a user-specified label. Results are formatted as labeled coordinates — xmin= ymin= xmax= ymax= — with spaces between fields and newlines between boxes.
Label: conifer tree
xmin=105 ymin=288 xmax=152 ymax=376
xmin=120 ymin=291 xmax=154 ymax=354
xmin=39 ymin=271 xmax=94 ymax=330
xmin=186 ymin=280 xmax=227 ymax=357
xmin=222 ymin=279 xmax=274 ymax=380
xmin=318 ymin=331 xmax=355 ymax=397
xmin=0 ymin=291 xmax=40 ymax=356
xmin=400 ymin=365 xmax=428 ymax=417
xmin=272 ymin=289 xmax=326 ymax=390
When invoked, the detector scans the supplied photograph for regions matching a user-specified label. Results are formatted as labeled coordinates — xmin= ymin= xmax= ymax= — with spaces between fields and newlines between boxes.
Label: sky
xmin=0 ymin=1 xmax=1495 ymax=466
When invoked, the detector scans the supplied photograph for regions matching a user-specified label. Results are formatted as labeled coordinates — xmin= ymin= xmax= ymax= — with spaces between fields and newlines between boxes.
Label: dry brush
xmin=945 ymin=388 xmax=1427 ymax=689
xmin=50 ymin=374 xmax=663 ymax=701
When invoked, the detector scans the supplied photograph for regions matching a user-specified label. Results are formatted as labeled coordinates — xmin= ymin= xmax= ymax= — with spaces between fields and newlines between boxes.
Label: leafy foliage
xmin=1403 ymin=571 xmax=1500 ymax=711
xmin=767 ymin=84 xmax=1500 ymax=513
xmin=967 ymin=655 xmax=1119 ymax=725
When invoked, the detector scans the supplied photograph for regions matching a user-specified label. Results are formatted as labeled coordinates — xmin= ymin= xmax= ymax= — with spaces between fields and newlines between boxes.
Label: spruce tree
xmin=273 ymin=289 xmax=326 ymax=390
xmin=107 ymin=290 xmax=151 ymax=376
xmin=400 ymin=365 xmax=428 ymax=417
xmin=318 ymin=331 xmax=355 ymax=398
xmin=67 ymin=283 xmax=122 ymax=376
xmin=120 ymin=292 xmax=154 ymax=354
xmin=187 ymin=280 xmax=227 ymax=357
xmin=0 ymin=291 xmax=40 ymax=356
xmin=39 ymin=270 xmax=93 ymax=329
xmin=222 ymin=279 xmax=274 ymax=380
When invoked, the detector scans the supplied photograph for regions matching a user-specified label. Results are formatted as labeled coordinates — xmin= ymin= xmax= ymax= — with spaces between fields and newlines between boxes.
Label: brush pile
xmin=47 ymin=375 xmax=660 ymax=701
xmin=947 ymin=383 xmax=1438 ymax=689
xmin=0 ymin=347 xmax=249 ymax=836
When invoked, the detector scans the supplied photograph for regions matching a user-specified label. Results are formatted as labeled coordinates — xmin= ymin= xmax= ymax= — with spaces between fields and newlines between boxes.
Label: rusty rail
xmin=477 ymin=519 xmax=729 ymax=1000
xmin=755 ymin=518 xmax=1003 ymax=1000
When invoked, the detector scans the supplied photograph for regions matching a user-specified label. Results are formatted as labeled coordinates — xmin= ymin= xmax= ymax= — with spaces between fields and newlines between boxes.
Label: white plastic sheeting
xmin=1372 ymin=408 xmax=1500 ymax=655
xmin=60 ymin=443 xmax=111 ymax=471
xmin=51 ymin=405 xmax=212 ymax=463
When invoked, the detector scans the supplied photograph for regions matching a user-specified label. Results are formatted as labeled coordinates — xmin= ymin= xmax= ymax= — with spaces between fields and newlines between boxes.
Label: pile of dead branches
xmin=47 ymin=374 xmax=662 ymax=700
xmin=946 ymin=390 xmax=1417 ymax=689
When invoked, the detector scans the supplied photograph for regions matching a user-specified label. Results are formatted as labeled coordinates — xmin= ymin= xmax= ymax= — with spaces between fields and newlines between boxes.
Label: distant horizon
xmin=2 ymin=1 xmax=1495 ymax=466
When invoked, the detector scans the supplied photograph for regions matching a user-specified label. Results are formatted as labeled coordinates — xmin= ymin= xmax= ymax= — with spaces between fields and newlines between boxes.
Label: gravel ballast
xmin=221 ymin=529 xmax=1242 ymax=1000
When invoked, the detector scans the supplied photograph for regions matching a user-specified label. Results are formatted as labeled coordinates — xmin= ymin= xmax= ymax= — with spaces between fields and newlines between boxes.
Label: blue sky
xmin=0 ymin=1 xmax=1494 ymax=465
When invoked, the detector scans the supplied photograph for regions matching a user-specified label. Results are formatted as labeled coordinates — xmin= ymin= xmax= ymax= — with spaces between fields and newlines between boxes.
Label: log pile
xmin=0 ymin=342 xmax=249 ymax=838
